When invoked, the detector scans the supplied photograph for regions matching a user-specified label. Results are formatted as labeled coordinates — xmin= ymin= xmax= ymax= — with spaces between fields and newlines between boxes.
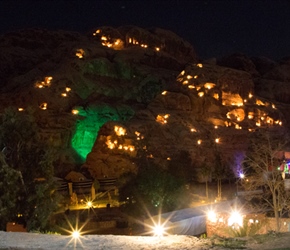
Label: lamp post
xmin=236 ymin=173 xmax=245 ymax=196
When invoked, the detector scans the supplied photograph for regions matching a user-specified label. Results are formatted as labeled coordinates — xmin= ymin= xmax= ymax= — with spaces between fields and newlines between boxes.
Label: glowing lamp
xmin=155 ymin=47 xmax=160 ymax=51
xmin=186 ymin=75 xmax=193 ymax=79
xmin=188 ymin=85 xmax=195 ymax=89
xmin=228 ymin=211 xmax=243 ymax=227
xmin=239 ymin=173 xmax=245 ymax=179
xmin=87 ymin=201 xmax=93 ymax=208
xmin=207 ymin=210 xmax=217 ymax=223
xmin=162 ymin=91 xmax=167 ymax=95
xmin=72 ymin=109 xmax=79 ymax=115
xmin=198 ymin=92 xmax=204 ymax=97
xmin=153 ymin=224 xmax=165 ymax=237
xmin=197 ymin=139 xmax=202 ymax=145
xmin=182 ymin=80 xmax=188 ymax=85
xmin=248 ymin=93 xmax=253 ymax=98
xmin=18 ymin=108 xmax=24 ymax=111
xmin=72 ymin=230 xmax=80 ymax=239
xmin=197 ymin=63 xmax=203 ymax=68
xmin=215 ymin=138 xmax=220 ymax=143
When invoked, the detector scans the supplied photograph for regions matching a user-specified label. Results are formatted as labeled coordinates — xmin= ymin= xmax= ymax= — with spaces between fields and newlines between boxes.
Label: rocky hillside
xmin=0 ymin=26 xmax=289 ymax=179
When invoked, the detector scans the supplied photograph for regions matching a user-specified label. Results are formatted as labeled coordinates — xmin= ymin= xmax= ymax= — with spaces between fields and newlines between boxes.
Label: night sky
xmin=1 ymin=0 xmax=290 ymax=60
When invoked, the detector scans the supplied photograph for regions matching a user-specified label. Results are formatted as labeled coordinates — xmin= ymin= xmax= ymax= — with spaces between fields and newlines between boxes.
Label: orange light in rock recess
xmin=155 ymin=47 xmax=160 ymax=51
xmin=162 ymin=91 xmax=167 ymax=95
xmin=66 ymin=87 xmax=71 ymax=92
xmin=248 ymin=93 xmax=253 ymax=98
xmin=75 ymin=49 xmax=85 ymax=58
xmin=61 ymin=93 xmax=67 ymax=97
xmin=190 ymin=128 xmax=197 ymax=132
xmin=72 ymin=109 xmax=79 ymax=115
xmin=215 ymin=138 xmax=220 ymax=143
xmin=18 ymin=108 xmax=24 ymax=111
xmin=197 ymin=63 xmax=203 ymax=68
xmin=156 ymin=114 xmax=170 ymax=124
xmin=197 ymin=139 xmax=202 ymax=145
xmin=204 ymin=82 xmax=216 ymax=89
xmin=198 ymin=92 xmax=204 ymax=97
xmin=39 ymin=103 xmax=47 ymax=110
xmin=187 ymin=75 xmax=193 ymax=79
xmin=213 ymin=93 xmax=219 ymax=100
xmin=188 ymin=85 xmax=195 ymax=89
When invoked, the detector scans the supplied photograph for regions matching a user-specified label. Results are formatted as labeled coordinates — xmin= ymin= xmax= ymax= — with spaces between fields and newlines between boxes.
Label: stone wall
xmin=6 ymin=223 xmax=27 ymax=232
xmin=207 ymin=213 xmax=290 ymax=237
xmin=83 ymin=220 xmax=117 ymax=231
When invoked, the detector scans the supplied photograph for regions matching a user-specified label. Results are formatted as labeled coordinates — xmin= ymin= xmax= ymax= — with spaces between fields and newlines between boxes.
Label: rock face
xmin=0 ymin=27 xmax=289 ymax=180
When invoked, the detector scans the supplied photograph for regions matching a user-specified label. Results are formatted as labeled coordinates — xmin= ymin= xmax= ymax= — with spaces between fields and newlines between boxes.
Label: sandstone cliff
xmin=0 ymin=26 xmax=288 ymax=180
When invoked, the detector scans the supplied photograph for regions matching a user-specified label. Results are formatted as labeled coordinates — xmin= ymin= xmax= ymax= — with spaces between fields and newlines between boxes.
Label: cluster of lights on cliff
xmin=105 ymin=126 xmax=135 ymax=152
xmin=75 ymin=49 xmax=85 ymax=59
xmin=93 ymin=29 xmax=161 ymax=52
xmin=114 ymin=126 xmax=126 ymax=136
xmin=135 ymin=131 xmax=144 ymax=140
xmin=35 ymin=76 xmax=53 ymax=88
xmin=32 ymin=76 xmax=75 ymax=112
xmin=177 ymin=66 xmax=283 ymax=131
xmin=156 ymin=114 xmax=170 ymax=124
xmin=61 ymin=87 xmax=71 ymax=97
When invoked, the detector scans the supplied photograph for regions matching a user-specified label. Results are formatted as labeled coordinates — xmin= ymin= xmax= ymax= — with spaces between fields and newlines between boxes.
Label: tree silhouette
xmin=242 ymin=129 xmax=290 ymax=231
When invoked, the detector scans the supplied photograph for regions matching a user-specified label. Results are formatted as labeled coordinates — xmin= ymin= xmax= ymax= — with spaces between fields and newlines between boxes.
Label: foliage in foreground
xmin=226 ymin=217 xmax=266 ymax=237
xmin=0 ymin=108 xmax=60 ymax=231
xmin=119 ymin=161 xmax=190 ymax=217
xmin=210 ymin=236 xmax=247 ymax=249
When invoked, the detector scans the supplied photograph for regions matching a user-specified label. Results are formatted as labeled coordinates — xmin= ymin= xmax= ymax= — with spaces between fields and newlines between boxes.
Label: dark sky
xmin=1 ymin=0 xmax=290 ymax=60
